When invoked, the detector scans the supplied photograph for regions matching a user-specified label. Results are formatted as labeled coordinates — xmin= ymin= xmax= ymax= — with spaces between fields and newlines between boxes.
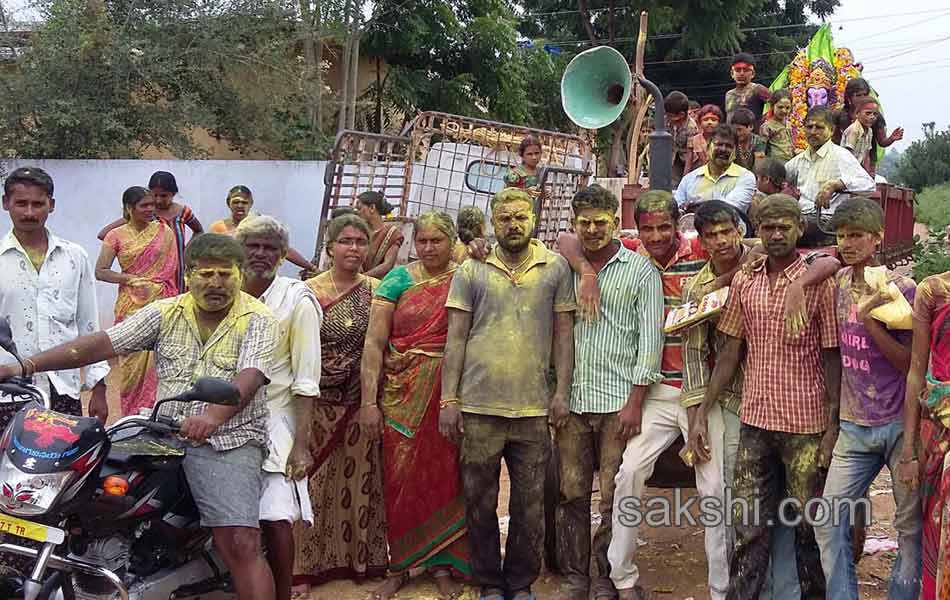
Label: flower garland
xmin=786 ymin=50 xmax=811 ymax=151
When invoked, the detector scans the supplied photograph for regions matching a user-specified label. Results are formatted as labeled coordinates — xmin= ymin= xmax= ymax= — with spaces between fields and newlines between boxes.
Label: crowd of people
xmin=0 ymin=50 xmax=944 ymax=600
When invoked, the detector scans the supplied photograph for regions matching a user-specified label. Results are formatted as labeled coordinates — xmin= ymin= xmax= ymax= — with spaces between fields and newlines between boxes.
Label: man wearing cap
xmin=0 ymin=166 xmax=110 ymax=421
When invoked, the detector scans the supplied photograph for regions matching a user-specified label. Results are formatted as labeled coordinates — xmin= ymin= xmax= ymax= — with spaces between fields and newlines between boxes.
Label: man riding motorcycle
xmin=0 ymin=233 xmax=280 ymax=600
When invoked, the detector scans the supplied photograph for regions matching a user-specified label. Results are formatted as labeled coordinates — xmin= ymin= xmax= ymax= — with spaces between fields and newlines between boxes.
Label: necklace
xmin=329 ymin=271 xmax=361 ymax=328
xmin=502 ymin=250 xmax=532 ymax=273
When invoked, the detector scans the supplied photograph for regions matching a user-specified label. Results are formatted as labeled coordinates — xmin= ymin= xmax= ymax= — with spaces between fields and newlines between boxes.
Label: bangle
xmin=360 ymin=402 xmax=377 ymax=409
xmin=900 ymin=457 xmax=918 ymax=464
xmin=22 ymin=358 xmax=37 ymax=378
xmin=581 ymin=273 xmax=597 ymax=278
xmin=440 ymin=397 xmax=460 ymax=409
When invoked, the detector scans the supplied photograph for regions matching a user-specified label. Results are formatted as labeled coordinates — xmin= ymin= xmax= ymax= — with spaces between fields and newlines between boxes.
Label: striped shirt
xmin=107 ymin=291 xmax=278 ymax=451
xmin=570 ymin=244 xmax=664 ymax=414
xmin=621 ymin=236 xmax=708 ymax=395
xmin=680 ymin=250 xmax=747 ymax=415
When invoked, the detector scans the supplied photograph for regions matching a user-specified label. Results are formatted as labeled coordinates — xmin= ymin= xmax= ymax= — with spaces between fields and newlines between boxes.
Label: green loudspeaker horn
xmin=561 ymin=45 xmax=632 ymax=129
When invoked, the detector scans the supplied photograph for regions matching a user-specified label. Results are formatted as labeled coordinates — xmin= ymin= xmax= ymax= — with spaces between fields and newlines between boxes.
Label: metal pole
xmin=636 ymin=75 xmax=673 ymax=192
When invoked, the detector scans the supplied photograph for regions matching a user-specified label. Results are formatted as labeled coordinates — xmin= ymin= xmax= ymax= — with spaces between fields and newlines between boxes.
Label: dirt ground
xmin=295 ymin=465 xmax=899 ymax=600
xmin=88 ymin=375 xmax=899 ymax=600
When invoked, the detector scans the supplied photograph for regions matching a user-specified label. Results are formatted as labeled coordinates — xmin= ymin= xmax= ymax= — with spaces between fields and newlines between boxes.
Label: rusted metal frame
xmin=313 ymin=129 xmax=411 ymax=262
xmin=534 ymin=166 xmax=591 ymax=247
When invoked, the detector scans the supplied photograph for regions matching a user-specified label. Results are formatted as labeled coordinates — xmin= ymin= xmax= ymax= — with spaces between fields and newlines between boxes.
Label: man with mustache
xmin=0 ymin=166 xmax=110 ymax=421
xmin=237 ymin=216 xmax=322 ymax=600
xmin=784 ymin=106 xmax=875 ymax=246
xmin=555 ymin=185 xmax=664 ymax=600
xmin=681 ymin=201 xmax=801 ymax=600
xmin=441 ymin=187 xmax=576 ymax=600
xmin=689 ymin=195 xmax=840 ymax=600
xmin=0 ymin=233 xmax=281 ymax=600
xmin=674 ymin=124 xmax=757 ymax=218
xmin=602 ymin=191 xmax=729 ymax=600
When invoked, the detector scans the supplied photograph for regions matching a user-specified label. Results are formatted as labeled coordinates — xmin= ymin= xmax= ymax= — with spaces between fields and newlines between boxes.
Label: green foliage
xmin=913 ymin=227 xmax=950 ymax=283
xmin=0 ymin=0 xmax=207 ymax=158
xmin=1 ymin=0 xmax=334 ymax=159
xmin=915 ymin=182 xmax=950 ymax=231
xmin=877 ymin=149 xmax=902 ymax=183
xmin=897 ymin=123 xmax=950 ymax=192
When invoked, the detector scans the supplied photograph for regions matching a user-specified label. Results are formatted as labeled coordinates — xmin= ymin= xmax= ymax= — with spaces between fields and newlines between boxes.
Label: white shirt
xmin=260 ymin=276 xmax=322 ymax=473
xmin=784 ymin=140 xmax=876 ymax=215
xmin=0 ymin=229 xmax=110 ymax=398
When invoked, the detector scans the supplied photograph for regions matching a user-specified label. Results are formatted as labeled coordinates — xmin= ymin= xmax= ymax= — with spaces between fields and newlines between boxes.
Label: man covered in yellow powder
xmin=440 ymin=187 xmax=576 ymax=600
xmin=0 ymin=233 xmax=281 ymax=600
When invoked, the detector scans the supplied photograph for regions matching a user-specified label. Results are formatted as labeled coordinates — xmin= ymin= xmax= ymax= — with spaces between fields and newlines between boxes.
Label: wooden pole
xmin=627 ymin=11 xmax=648 ymax=184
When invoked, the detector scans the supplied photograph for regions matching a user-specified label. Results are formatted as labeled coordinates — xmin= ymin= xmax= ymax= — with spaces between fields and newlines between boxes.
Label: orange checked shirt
xmin=717 ymin=255 xmax=838 ymax=434
xmin=622 ymin=235 xmax=708 ymax=389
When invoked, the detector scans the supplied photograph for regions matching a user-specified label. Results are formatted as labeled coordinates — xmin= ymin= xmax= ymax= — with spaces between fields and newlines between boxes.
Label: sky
xmin=2 ymin=0 xmax=947 ymax=151
xmin=815 ymin=0 xmax=950 ymax=151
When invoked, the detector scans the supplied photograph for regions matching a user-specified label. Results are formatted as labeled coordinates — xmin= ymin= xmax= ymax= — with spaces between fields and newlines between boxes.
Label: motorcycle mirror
xmin=0 ymin=317 xmax=21 ymax=361
xmin=189 ymin=377 xmax=241 ymax=406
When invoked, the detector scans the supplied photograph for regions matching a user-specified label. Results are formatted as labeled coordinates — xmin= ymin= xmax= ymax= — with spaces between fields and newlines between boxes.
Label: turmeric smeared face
xmin=187 ymin=259 xmax=242 ymax=313
xmin=636 ymin=210 xmax=677 ymax=262
xmin=759 ymin=216 xmax=802 ymax=258
xmin=574 ymin=208 xmax=618 ymax=253
xmin=492 ymin=200 xmax=535 ymax=253
xmin=836 ymin=225 xmax=881 ymax=266
xmin=699 ymin=220 xmax=741 ymax=264
xmin=228 ymin=195 xmax=253 ymax=222
xmin=414 ymin=224 xmax=453 ymax=272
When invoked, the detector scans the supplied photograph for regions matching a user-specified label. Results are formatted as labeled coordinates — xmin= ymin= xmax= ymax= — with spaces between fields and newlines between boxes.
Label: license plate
xmin=0 ymin=513 xmax=65 ymax=544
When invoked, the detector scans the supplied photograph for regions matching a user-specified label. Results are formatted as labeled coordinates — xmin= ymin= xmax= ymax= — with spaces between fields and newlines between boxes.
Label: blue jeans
xmin=814 ymin=420 xmax=922 ymax=600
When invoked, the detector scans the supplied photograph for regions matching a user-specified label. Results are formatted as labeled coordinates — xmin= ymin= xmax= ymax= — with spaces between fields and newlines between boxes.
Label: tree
xmin=512 ymin=0 xmax=838 ymax=175
xmin=876 ymin=148 xmax=902 ymax=183
xmin=0 ymin=0 xmax=342 ymax=159
xmin=897 ymin=122 xmax=950 ymax=192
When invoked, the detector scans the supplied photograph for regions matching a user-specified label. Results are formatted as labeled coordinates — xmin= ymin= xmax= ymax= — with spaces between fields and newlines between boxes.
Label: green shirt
xmin=571 ymin=244 xmax=664 ymax=414
xmin=446 ymin=240 xmax=576 ymax=417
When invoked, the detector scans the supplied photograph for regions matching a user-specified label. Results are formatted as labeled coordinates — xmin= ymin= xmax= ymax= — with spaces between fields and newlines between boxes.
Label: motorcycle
xmin=0 ymin=317 xmax=240 ymax=600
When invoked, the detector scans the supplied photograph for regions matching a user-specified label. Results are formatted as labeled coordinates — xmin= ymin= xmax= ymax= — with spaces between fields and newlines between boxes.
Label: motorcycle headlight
xmin=0 ymin=455 xmax=73 ymax=516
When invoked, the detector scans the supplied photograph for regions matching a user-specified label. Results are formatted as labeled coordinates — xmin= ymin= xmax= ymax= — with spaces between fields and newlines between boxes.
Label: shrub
xmin=916 ymin=182 xmax=950 ymax=231
xmin=913 ymin=227 xmax=950 ymax=282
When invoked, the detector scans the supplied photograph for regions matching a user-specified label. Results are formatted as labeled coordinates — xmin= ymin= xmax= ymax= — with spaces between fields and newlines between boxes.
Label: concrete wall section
xmin=1 ymin=159 xmax=328 ymax=328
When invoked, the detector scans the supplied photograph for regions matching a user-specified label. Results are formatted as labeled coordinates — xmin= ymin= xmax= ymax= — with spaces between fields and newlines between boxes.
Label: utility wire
xmin=531 ymin=8 xmax=950 ymax=47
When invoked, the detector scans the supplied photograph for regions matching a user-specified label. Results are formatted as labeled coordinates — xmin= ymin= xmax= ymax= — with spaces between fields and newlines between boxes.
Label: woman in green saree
xmin=359 ymin=211 xmax=471 ymax=600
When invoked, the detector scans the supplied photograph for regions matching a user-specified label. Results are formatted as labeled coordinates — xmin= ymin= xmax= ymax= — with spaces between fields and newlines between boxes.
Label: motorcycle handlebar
xmin=107 ymin=416 xmax=179 ymax=438
xmin=0 ymin=379 xmax=48 ymax=408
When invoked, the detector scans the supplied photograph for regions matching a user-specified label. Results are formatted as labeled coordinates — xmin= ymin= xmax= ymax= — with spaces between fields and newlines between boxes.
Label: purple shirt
xmin=836 ymin=267 xmax=916 ymax=427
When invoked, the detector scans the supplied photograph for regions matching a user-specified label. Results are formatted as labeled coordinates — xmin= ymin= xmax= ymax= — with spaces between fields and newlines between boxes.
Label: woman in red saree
xmin=95 ymin=187 xmax=178 ymax=416
xmin=360 ymin=211 xmax=470 ymax=600
xmin=292 ymin=214 xmax=388 ymax=594
xmin=903 ymin=271 xmax=950 ymax=599
xmin=356 ymin=190 xmax=405 ymax=279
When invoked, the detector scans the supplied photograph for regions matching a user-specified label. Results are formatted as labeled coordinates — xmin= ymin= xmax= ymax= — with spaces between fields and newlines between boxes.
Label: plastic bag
xmin=864 ymin=266 xmax=913 ymax=330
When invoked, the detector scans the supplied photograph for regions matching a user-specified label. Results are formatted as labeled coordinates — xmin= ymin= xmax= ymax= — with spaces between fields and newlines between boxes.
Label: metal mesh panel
xmin=402 ymin=112 xmax=591 ymax=230
xmin=314 ymin=131 xmax=411 ymax=263
xmin=535 ymin=167 xmax=590 ymax=248
xmin=316 ymin=113 xmax=593 ymax=263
